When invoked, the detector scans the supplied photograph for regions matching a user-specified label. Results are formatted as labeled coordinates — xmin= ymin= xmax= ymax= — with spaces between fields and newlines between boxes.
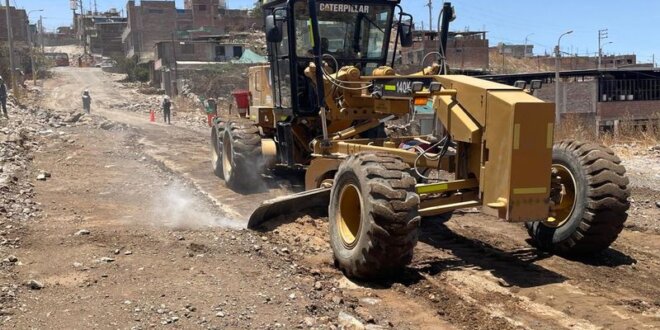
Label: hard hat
xmin=164 ymin=96 xmax=170 ymax=100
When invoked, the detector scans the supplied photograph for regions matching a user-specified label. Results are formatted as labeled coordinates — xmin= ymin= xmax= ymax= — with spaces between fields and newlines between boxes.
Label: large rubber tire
xmin=526 ymin=141 xmax=630 ymax=255
xmin=329 ymin=153 xmax=421 ymax=279
xmin=210 ymin=121 xmax=226 ymax=178
xmin=222 ymin=121 xmax=263 ymax=192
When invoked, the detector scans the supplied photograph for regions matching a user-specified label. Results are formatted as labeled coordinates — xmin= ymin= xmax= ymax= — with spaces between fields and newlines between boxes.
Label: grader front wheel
xmin=526 ymin=141 xmax=630 ymax=255
xmin=329 ymin=153 xmax=421 ymax=279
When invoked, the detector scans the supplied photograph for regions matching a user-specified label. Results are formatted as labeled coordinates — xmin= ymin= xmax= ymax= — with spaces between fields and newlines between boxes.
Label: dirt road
xmin=1 ymin=67 xmax=658 ymax=329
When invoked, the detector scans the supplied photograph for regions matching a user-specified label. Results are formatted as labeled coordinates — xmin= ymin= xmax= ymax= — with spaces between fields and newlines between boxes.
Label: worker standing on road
xmin=0 ymin=76 xmax=8 ymax=118
xmin=163 ymin=96 xmax=172 ymax=125
xmin=205 ymin=97 xmax=217 ymax=127
xmin=82 ymin=89 xmax=92 ymax=114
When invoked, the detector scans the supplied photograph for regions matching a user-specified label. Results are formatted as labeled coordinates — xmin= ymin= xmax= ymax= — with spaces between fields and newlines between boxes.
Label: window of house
xmin=233 ymin=46 xmax=243 ymax=58
xmin=198 ymin=5 xmax=207 ymax=11
xmin=182 ymin=44 xmax=195 ymax=54
xmin=148 ymin=9 xmax=164 ymax=14
xmin=216 ymin=46 xmax=226 ymax=57
xmin=215 ymin=45 xmax=226 ymax=61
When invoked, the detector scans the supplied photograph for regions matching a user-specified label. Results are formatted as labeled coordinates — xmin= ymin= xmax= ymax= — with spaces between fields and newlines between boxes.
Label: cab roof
xmin=261 ymin=0 xmax=401 ymax=9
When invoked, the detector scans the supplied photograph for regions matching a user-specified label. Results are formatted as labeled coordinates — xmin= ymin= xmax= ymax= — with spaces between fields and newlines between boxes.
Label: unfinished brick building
xmin=483 ymin=68 xmax=660 ymax=133
xmin=400 ymin=30 xmax=489 ymax=72
xmin=122 ymin=0 xmax=178 ymax=60
xmin=0 ymin=6 xmax=29 ymax=43
xmin=89 ymin=17 xmax=128 ymax=57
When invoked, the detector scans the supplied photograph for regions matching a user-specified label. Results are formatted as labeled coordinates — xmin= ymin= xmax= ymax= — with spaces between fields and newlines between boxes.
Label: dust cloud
xmin=149 ymin=184 xmax=245 ymax=230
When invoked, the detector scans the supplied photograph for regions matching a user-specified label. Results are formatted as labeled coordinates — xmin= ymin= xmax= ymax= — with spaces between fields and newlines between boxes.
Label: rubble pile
xmin=0 ymin=99 xmax=42 ymax=222
xmin=0 ymin=90 xmax=117 ymax=223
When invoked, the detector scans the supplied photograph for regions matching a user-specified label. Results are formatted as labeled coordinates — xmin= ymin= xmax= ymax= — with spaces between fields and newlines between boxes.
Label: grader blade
xmin=247 ymin=188 xmax=331 ymax=229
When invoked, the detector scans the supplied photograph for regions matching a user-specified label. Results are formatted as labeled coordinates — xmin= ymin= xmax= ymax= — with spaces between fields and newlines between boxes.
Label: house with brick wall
xmin=400 ymin=30 xmax=489 ymax=72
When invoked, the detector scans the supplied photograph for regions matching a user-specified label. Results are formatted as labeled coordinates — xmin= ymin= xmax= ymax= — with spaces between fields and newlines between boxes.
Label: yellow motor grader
xmin=210 ymin=0 xmax=630 ymax=279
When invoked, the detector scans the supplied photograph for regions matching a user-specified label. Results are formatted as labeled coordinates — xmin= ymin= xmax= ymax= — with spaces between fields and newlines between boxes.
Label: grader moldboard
xmin=210 ymin=0 xmax=630 ymax=279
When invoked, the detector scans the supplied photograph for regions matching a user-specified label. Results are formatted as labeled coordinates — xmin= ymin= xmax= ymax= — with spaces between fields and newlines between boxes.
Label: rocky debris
xmin=3 ymin=255 xmax=18 ymax=263
xmin=138 ymin=86 xmax=165 ymax=95
xmin=0 ymin=107 xmax=43 ymax=222
xmin=36 ymin=171 xmax=51 ymax=181
xmin=99 ymin=120 xmax=116 ymax=130
xmin=338 ymin=311 xmax=366 ymax=330
xmin=26 ymin=279 xmax=44 ymax=290
xmin=63 ymin=112 xmax=85 ymax=123
xmin=656 ymin=201 xmax=660 ymax=208
xmin=99 ymin=257 xmax=116 ymax=263
xmin=74 ymin=229 xmax=91 ymax=236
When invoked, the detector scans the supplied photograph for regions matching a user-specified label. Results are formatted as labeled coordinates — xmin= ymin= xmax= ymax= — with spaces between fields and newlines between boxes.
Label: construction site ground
xmin=0 ymin=65 xmax=658 ymax=329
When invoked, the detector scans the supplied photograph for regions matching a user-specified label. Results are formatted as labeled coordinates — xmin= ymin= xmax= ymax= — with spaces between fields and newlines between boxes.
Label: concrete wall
xmin=42 ymin=33 xmax=78 ymax=46
xmin=536 ymin=80 xmax=598 ymax=116
xmin=599 ymin=100 xmax=660 ymax=120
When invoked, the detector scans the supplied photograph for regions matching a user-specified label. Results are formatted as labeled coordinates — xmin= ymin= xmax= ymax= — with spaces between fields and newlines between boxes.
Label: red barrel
xmin=232 ymin=90 xmax=251 ymax=109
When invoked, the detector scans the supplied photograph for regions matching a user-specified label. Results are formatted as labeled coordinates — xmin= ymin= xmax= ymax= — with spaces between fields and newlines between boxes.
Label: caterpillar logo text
xmin=319 ymin=3 xmax=370 ymax=13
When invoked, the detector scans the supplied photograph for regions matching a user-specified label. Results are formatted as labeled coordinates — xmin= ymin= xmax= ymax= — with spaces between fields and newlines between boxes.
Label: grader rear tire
xmin=222 ymin=122 xmax=263 ymax=192
xmin=329 ymin=153 xmax=421 ymax=279
xmin=526 ymin=141 xmax=630 ymax=255
xmin=210 ymin=121 xmax=226 ymax=178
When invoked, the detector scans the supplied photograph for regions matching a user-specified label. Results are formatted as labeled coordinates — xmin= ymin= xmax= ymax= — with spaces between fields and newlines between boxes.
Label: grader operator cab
xmin=210 ymin=0 xmax=630 ymax=279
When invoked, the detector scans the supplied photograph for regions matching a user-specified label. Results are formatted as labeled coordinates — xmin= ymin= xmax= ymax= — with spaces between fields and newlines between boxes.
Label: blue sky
xmin=13 ymin=0 xmax=660 ymax=64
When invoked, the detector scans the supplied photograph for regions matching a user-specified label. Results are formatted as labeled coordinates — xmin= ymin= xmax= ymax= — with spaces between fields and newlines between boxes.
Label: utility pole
xmin=39 ymin=16 xmax=44 ymax=53
xmin=27 ymin=9 xmax=44 ymax=86
xmin=555 ymin=30 xmax=573 ymax=126
xmin=426 ymin=0 xmax=433 ymax=31
xmin=4 ymin=0 xmax=18 ymax=95
xmin=79 ymin=0 xmax=87 ymax=54
xmin=653 ymin=54 xmax=656 ymax=68
xmin=598 ymin=28 xmax=608 ymax=70
xmin=524 ymin=33 xmax=534 ymax=58
xmin=170 ymin=32 xmax=178 ymax=96
xmin=25 ymin=17 xmax=34 ymax=85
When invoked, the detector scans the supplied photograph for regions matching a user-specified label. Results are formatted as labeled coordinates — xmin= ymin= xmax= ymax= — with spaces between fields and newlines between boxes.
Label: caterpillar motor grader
xmin=210 ymin=0 xmax=630 ymax=279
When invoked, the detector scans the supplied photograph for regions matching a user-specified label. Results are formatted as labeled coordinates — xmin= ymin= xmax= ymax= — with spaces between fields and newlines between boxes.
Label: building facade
xmin=89 ymin=17 xmax=127 ymax=57
xmin=122 ymin=0 xmax=178 ymax=60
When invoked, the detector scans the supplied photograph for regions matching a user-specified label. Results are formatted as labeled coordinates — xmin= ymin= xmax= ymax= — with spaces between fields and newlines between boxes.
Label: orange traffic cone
xmin=150 ymin=110 xmax=155 ymax=122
